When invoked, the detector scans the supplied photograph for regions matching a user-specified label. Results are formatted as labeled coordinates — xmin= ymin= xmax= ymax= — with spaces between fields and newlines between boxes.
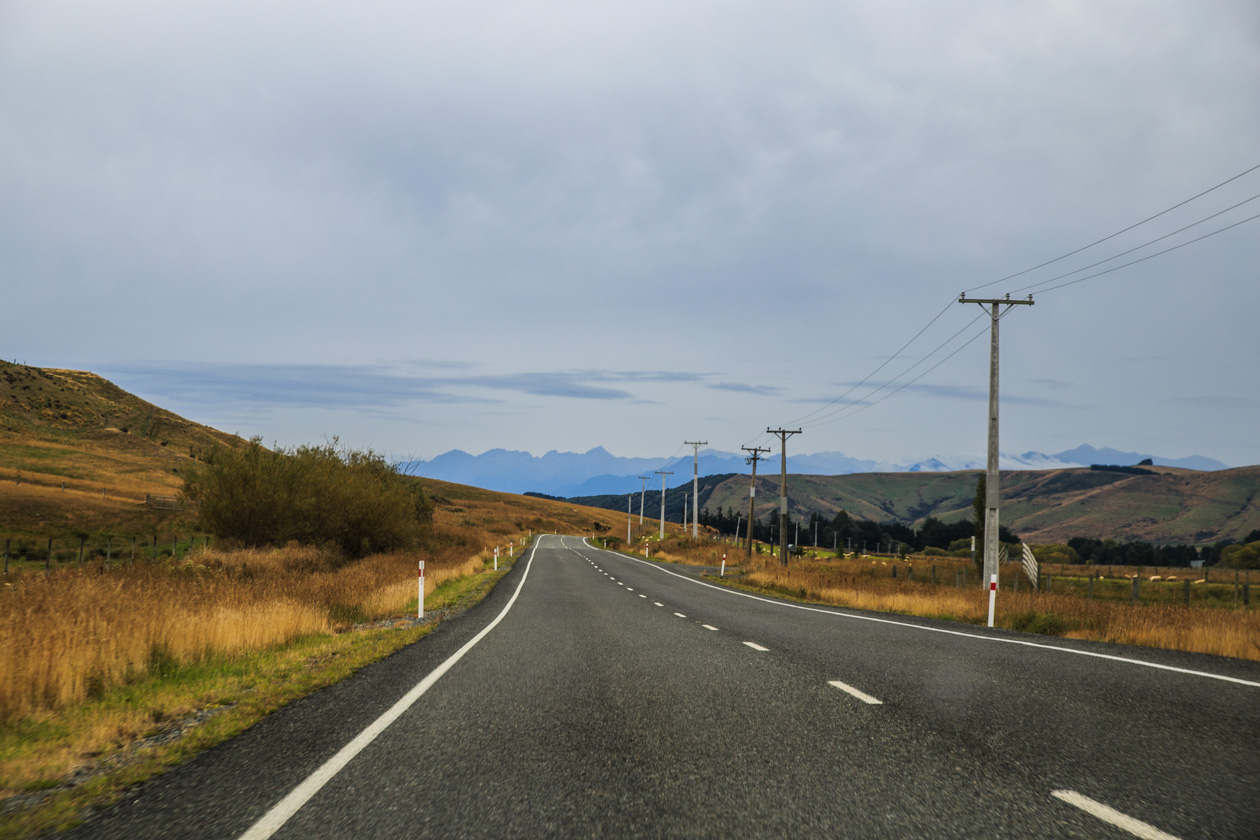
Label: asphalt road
xmin=64 ymin=535 xmax=1260 ymax=838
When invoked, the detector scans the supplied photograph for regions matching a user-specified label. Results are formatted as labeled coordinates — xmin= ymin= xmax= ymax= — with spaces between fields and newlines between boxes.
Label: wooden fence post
xmin=3 ymin=538 xmax=7 ymax=574
xmin=78 ymin=536 xmax=85 ymax=567
xmin=106 ymin=536 xmax=112 ymax=571
xmin=46 ymin=538 xmax=52 ymax=572
xmin=1183 ymin=579 xmax=1190 ymax=607
xmin=1131 ymin=575 xmax=1140 ymax=605
xmin=1088 ymin=574 xmax=1094 ymax=600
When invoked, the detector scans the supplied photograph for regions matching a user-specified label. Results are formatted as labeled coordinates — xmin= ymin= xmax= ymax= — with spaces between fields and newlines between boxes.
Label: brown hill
xmin=0 ymin=362 xmax=644 ymax=542
xmin=699 ymin=465 xmax=1260 ymax=545
xmin=0 ymin=361 xmax=248 ymax=537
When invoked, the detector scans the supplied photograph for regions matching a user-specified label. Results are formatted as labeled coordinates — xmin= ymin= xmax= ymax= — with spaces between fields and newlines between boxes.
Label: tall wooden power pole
xmin=637 ymin=476 xmax=649 ymax=524
xmin=685 ymin=441 xmax=707 ymax=538
xmin=766 ymin=428 xmax=801 ymax=566
xmin=741 ymin=445 xmax=770 ymax=558
xmin=654 ymin=470 xmax=673 ymax=541
xmin=957 ymin=293 xmax=1034 ymax=590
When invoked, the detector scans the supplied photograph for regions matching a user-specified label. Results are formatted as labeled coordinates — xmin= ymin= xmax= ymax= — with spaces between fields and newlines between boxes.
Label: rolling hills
xmin=570 ymin=464 xmax=1260 ymax=546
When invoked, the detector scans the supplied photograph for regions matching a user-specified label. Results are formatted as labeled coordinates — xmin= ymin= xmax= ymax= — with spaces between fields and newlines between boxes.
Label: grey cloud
xmin=96 ymin=362 xmax=710 ymax=409
xmin=710 ymin=382 xmax=782 ymax=396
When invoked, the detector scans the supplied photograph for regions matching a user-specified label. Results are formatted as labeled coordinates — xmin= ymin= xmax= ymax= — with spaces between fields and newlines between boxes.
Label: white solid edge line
xmin=1052 ymin=790 xmax=1181 ymax=840
xmin=744 ymin=641 xmax=769 ymax=651
xmin=828 ymin=679 xmax=883 ymax=705
xmin=579 ymin=539 xmax=1260 ymax=689
xmin=237 ymin=536 xmax=544 ymax=840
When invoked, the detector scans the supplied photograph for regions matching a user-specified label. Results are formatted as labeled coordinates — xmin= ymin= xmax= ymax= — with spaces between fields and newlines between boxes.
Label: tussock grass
xmin=646 ymin=538 xmax=1260 ymax=661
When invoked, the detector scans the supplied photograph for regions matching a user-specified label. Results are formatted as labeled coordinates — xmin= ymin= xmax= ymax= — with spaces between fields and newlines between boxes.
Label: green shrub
xmin=183 ymin=437 xmax=432 ymax=558
xmin=1009 ymin=610 xmax=1069 ymax=637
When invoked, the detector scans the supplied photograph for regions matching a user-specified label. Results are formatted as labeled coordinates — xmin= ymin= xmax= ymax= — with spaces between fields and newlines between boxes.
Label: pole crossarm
xmin=958 ymin=293 xmax=1035 ymax=309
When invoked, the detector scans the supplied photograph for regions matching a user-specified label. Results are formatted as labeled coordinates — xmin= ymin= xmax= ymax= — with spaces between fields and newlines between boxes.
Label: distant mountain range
xmin=402 ymin=444 xmax=1230 ymax=497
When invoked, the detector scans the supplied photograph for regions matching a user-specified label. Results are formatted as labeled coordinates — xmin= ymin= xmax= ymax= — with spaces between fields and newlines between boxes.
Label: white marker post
xmin=509 ymin=544 xmax=514 ymax=557
xmin=987 ymin=573 xmax=998 ymax=628
xmin=494 ymin=546 xmax=499 ymax=571
xmin=721 ymin=553 xmax=726 ymax=577
xmin=418 ymin=561 xmax=425 ymax=620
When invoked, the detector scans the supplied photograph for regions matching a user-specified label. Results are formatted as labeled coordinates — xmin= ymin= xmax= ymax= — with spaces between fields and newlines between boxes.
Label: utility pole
xmin=685 ymin=441 xmax=707 ymax=538
xmin=741 ymin=446 xmax=770 ymax=559
xmin=637 ymin=476 xmax=649 ymax=524
xmin=654 ymin=470 xmax=673 ymax=541
xmin=767 ymin=428 xmax=801 ymax=566
xmin=958 ymin=292 xmax=1034 ymax=590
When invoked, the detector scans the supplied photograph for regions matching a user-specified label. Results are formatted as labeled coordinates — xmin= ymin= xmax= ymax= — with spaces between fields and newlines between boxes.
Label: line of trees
xmin=699 ymin=505 xmax=1258 ymax=569
xmin=697 ymin=507 xmax=1010 ymax=555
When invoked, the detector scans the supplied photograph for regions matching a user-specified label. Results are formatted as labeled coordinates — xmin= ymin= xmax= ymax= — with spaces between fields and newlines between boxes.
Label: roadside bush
xmin=183 ymin=438 xmax=432 ymax=557
xmin=1219 ymin=541 xmax=1260 ymax=569
xmin=1032 ymin=544 xmax=1080 ymax=566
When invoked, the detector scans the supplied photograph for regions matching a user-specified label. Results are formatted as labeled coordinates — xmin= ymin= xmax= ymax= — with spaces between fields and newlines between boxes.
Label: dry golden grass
xmin=0 ymin=477 xmax=628 ymax=724
xmin=641 ymin=538 xmax=1260 ymax=662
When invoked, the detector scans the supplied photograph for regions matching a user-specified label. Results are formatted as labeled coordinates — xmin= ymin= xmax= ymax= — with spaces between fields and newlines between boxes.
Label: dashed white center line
xmin=654 ymin=602 xmax=664 ymax=607
xmin=702 ymin=624 xmax=719 ymax=631
xmin=827 ymin=680 xmax=883 ymax=705
xmin=743 ymin=642 xmax=769 ymax=651
xmin=674 ymin=612 xmax=687 ymax=618
xmin=626 ymin=587 xmax=634 ymax=591
xmin=639 ymin=594 xmax=647 ymax=598
xmin=1051 ymin=790 xmax=1181 ymax=840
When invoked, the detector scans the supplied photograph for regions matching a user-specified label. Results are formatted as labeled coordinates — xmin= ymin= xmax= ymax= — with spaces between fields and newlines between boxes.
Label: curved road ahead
xmin=67 ymin=535 xmax=1260 ymax=838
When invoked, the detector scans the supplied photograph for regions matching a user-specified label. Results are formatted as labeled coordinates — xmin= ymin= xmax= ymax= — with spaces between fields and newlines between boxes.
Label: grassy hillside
xmin=0 ymin=361 xmax=642 ymax=544
xmin=0 ymin=362 xmax=253 ymax=538
xmin=583 ymin=465 xmax=1260 ymax=546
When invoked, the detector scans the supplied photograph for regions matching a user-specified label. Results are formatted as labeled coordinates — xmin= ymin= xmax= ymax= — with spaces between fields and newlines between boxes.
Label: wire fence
xmin=5 ymin=471 xmax=196 ymax=508
xmin=2 ymin=533 xmax=213 ymax=574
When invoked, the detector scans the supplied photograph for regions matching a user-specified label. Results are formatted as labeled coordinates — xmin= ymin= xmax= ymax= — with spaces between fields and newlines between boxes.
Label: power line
xmin=800 ymin=309 xmax=989 ymax=429
xmin=785 ymin=299 xmax=956 ymax=428
xmin=964 ymin=162 xmax=1260 ymax=295
xmin=736 ymin=163 xmax=1260 ymax=449
xmin=1019 ymin=210 xmax=1260 ymax=296
xmin=804 ymin=320 xmax=991 ymax=428
xmin=1010 ymin=192 xmax=1260 ymax=295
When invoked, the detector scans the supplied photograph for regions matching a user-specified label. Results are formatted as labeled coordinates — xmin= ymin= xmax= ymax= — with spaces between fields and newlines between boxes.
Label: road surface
xmin=64 ymin=535 xmax=1260 ymax=838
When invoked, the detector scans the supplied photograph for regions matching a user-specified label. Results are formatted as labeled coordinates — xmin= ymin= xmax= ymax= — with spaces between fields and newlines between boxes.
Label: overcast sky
xmin=3 ymin=1 xmax=1258 ymax=469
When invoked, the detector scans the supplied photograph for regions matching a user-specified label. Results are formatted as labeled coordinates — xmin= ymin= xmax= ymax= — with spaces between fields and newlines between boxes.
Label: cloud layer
xmin=4 ymin=1 xmax=1259 ymax=465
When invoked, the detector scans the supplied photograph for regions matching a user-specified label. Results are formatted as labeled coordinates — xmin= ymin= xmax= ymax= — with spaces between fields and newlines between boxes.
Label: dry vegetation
xmin=0 ymin=475 xmax=626 ymax=836
xmin=623 ymin=536 xmax=1260 ymax=662
xmin=0 ymin=478 xmax=624 ymax=723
